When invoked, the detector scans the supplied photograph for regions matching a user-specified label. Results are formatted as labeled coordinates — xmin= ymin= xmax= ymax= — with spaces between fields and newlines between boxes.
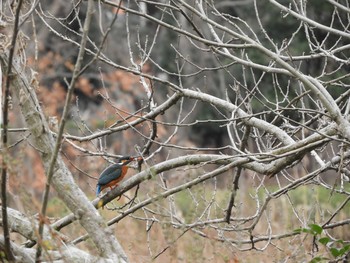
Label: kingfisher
xmin=96 ymin=156 xmax=140 ymax=196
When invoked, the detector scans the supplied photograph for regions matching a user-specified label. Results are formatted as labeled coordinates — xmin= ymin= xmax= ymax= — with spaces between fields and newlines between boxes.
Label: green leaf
xmin=294 ymin=224 xmax=324 ymax=236
xmin=309 ymin=224 xmax=323 ymax=235
xmin=339 ymin=245 xmax=350 ymax=256
xmin=309 ymin=256 xmax=328 ymax=263
xmin=294 ymin=227 xmax=313 ymax=234
xmin=318 ymin=237 xmax=330 ymax=245
xmin=330 ymin=247 xmax=341 ymax=257
xmin=293 ymin=228 xmax=302 ymax=234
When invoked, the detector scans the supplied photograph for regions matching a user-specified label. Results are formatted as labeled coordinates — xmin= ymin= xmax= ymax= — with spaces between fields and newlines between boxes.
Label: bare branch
xmin=1 ymin=0 xmax=24 ymax=260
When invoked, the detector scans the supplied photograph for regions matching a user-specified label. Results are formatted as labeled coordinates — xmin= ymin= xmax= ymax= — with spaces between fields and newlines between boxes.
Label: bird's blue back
xmin=97 ymin=163 xmax=122 ymax=186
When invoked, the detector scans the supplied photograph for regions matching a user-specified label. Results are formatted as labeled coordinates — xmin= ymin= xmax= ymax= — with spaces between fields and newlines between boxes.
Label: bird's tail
xmin=96 ymin=185 xmax=101 ymax=196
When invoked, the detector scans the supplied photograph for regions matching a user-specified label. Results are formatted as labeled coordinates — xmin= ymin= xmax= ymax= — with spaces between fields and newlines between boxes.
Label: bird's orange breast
xmin=121 ymin=165 xmax=129 ymax=176
xmin=102 ymin=179 xmax=121 ymax=190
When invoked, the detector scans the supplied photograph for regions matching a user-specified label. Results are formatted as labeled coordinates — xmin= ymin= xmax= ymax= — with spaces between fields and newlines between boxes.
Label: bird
xmin=96 ymin=156 xmax=136 ymax=196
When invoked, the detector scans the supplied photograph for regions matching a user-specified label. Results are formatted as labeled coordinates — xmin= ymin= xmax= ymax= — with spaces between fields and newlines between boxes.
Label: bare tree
xmin=1 ymin=0 xmax=350 ymax=262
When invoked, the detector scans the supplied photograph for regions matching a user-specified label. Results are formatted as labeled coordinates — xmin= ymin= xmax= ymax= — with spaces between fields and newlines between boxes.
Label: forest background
xmin=1 ymin=0 xmax=350 ymax=262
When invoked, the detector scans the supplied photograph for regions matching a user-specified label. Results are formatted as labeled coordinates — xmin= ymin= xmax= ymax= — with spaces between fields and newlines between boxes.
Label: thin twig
xmin=1 ymin=0 xmax=24 ymax=260
xmin=35 ymin=0 xmax=95 ymax=261
xmin=225 ymin=125 xmax=251 ymax=223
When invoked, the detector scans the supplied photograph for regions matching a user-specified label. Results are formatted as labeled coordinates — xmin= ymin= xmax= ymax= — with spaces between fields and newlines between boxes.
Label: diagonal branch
xmin=269 ymin=0 xmax=350 ymax=39
xmin=0 ymin=207 xmax=67 ymax=243
xmin=0 ymin=236 xmax=35 ymax=263
xmin=50 ymin=119 xmax=338 ymax=232
xmin=52 ymin=130 xmax=334 ymax=232
xmin=0 ymin=234 xmax=102 ymax=262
